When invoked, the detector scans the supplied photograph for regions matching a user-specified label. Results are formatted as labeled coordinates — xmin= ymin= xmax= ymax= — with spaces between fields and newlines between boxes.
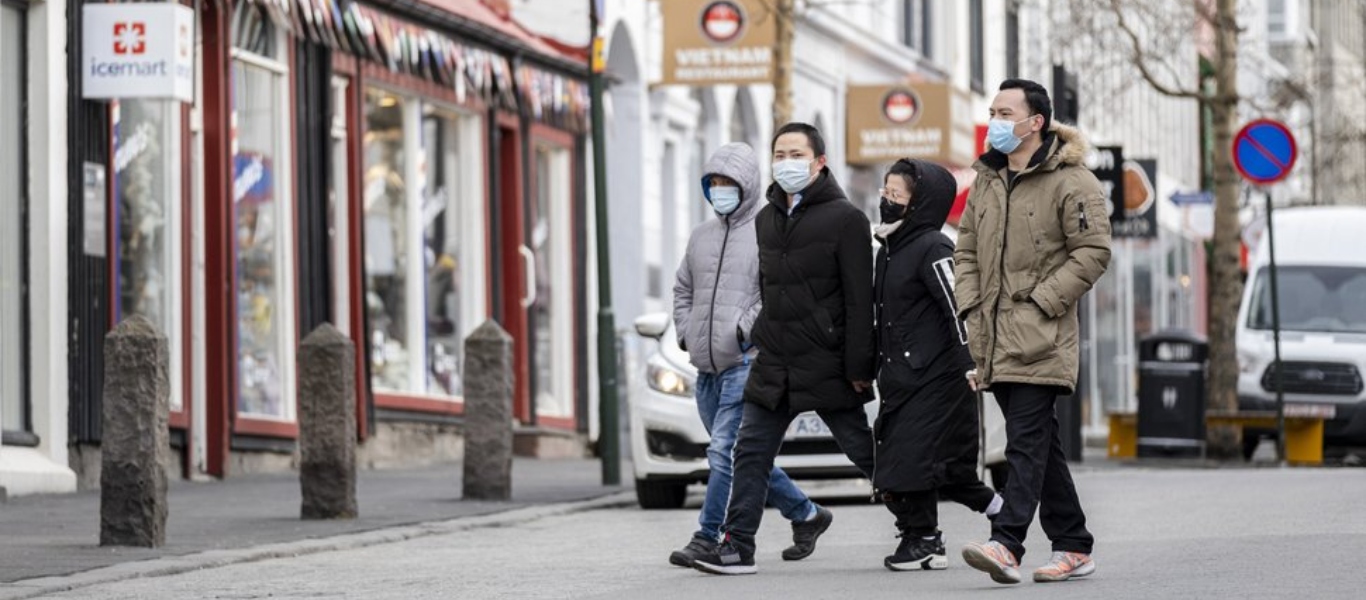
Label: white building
xmin=1 ymin=0 xmax=78 ymax=496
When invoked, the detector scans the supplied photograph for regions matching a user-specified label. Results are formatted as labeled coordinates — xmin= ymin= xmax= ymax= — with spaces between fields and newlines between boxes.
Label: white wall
xmin=0 ymin=0 xmax=77 ymax=497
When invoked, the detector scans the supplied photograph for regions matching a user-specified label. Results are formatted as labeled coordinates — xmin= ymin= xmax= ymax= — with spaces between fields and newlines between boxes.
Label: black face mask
xmin=879 ymin=197 xmax=908 ymax=224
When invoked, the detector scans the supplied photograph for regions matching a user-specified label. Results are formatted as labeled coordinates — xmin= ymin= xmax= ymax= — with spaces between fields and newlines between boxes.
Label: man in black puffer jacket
xmin=694 ymin=123 xmax=877 ymax=576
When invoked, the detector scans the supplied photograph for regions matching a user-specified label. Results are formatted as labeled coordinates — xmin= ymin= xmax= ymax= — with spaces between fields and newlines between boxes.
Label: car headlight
xmin=1238 ymin=351 xmax=1256 ymax=374
xmin=647 ymin=360 xmax=694 ymax=397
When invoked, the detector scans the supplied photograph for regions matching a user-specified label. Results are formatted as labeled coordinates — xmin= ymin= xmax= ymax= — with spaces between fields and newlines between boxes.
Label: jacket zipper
xmin=986 ymin=175 xmax=1014 ymax=382
xmin=707 ymin=216 xmax=732 ymax=373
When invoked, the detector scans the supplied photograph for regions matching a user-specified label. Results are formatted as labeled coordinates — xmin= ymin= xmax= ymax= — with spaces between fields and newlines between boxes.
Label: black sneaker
xmin=693 ymin=540 xmax=757 ymax=575
xmin=885 ymin=532 xmax=948 ymax=572
xmin=668 ymin=536 xmax=716 ymax=568
xmin=782 ymin=505 xmax=833 ymax=561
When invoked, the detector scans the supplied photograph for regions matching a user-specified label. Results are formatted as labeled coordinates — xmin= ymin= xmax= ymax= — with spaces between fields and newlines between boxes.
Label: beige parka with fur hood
xmin=953 ymin=123 xmax=1113 ymax=394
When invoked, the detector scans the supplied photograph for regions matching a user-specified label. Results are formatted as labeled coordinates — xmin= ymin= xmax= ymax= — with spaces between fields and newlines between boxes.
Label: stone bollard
xmin=298 ymin=323 xmax=358 ymax=519
xmin=100 ymin=316 xmax=171 ymax=547
xmin=462 ymin=320 xmax=514 ymax=501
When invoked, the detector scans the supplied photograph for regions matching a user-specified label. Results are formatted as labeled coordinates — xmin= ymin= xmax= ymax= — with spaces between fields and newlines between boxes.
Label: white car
xmin=629 ymin=312 xmax=1008 ymax=509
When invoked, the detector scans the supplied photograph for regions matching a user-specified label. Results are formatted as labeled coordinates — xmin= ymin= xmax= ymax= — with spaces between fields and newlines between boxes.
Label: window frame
xmin=969 ymin=0 xmax=985 ymax=94
xmin=229 ymin=10 xmax=300 ymax=431
xmin=0 ymin=0 xmax=33 ymax=445
xmin=362 ymin=85 xmax=489 ymax=410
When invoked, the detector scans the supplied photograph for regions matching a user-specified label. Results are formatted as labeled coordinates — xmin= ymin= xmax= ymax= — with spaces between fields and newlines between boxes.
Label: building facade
xmin=58 ymin=0 xmax=593 ymax=489
xmin=0 ymin=0 xmax=79 ymax=496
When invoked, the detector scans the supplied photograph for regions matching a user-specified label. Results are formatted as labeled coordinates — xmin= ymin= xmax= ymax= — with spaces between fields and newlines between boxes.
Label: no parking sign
xmin=1233 ymin=119 xmax=1297 ymax=185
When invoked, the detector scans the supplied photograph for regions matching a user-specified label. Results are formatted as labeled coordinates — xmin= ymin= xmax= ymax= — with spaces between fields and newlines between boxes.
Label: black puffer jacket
xmin=873 ymin=159 xmax=980 ymax=493
xmin=744 ymin=168 xmax=876 ymax=414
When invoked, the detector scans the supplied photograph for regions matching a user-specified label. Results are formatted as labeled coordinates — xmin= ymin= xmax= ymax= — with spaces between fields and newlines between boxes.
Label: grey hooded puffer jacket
xmin=673 ymin=142 xmax=764 ymax=375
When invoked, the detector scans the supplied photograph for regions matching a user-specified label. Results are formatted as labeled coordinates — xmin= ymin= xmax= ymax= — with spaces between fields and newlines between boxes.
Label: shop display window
xmin=363 ymin=88 xmax=485 ymax=400
xmin=0 ymin=0 xmax=27 ymax=435
xmin=231 ymin=3 xmax=296 ymax=420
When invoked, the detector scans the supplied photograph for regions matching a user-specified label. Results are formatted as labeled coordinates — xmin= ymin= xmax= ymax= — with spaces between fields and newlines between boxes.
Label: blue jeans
xmin=693 ymin=364 xmax=814 ymax=542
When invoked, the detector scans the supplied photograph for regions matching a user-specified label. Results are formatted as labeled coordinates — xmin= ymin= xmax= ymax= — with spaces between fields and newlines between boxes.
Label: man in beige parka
xmin=953 ymin=79 xmax=1112 ymax=586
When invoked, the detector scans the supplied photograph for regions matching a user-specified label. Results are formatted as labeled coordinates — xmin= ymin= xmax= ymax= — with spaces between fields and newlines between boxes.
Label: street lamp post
xmin=589 ymin=0 xmax=621 ymax=486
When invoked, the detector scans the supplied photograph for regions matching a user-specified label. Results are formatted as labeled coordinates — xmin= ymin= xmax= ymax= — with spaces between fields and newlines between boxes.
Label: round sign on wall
xmin=1232 ymin=119 xmax=1298 ymax=185
xmin=881 ymin=88 xmax=920 ymax=125
xmin=700 ymin=1 xmax=746 ymax=44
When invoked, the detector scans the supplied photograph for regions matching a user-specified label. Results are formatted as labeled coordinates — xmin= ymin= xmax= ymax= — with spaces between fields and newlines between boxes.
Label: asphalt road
xmin=28 ymin=467 xmax=1366 ymax=599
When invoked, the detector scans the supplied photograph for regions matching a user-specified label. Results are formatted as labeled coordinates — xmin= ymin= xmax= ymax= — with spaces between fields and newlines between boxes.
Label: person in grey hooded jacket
xmin=668 ymin=143 xmax=824 ymax=568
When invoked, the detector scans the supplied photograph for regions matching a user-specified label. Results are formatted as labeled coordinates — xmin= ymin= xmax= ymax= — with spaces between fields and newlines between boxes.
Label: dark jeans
xmin=720 ymin=397 xmax=875 ymax=557
xmin=990 ymin=383 xmax=1094 ymax=561
xmin=884 ymin=481 xmax=996 ymax=538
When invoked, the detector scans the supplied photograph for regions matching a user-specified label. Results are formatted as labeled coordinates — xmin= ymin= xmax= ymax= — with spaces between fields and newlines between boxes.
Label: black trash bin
xmin=1137 ymin=331 xmax=1209 ymax=458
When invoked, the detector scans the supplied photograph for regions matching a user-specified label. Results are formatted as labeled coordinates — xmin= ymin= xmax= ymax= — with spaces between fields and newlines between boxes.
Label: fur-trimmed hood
xmin=975 ymin=122 xmax=1091 ymax=176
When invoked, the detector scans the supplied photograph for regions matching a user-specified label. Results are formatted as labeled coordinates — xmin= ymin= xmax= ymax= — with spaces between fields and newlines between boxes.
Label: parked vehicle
xmin=1236 ymin=206 xmax=1366 ymax=456
xmin=629 ymin=312 xmax=1008 ymax=509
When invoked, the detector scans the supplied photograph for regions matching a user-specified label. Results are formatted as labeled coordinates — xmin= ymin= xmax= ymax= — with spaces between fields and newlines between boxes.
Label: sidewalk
xmin=0 ymin=458 xmax=628 ymax=584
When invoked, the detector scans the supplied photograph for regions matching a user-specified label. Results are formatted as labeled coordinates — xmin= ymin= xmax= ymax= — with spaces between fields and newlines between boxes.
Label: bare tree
xmin=1059 ymin=0 xmax=1244 ymax=457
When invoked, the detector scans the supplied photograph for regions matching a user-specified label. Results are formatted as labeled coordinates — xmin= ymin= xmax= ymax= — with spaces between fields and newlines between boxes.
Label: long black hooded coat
xmin=873 ymin=159 xmax=981 ymax=493
xmin=743 ymin=168 xmax=876 ymax=414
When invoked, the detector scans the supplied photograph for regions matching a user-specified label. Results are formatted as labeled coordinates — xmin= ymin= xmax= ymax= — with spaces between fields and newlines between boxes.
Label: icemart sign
xmin=660 ymin=0 xmax=776 ymax=86
xmin=83 ymin=4 xmax=194 ymax=103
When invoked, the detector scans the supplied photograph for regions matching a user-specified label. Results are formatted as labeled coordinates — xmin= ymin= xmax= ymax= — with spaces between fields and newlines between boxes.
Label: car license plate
xmin=786 ymin=414 xmax=830 ymax=439
xmin=1284 ymin=404 xmax=1337 ymax=419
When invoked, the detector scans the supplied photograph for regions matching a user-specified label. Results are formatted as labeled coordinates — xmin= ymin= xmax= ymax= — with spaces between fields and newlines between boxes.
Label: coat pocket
xmin=813 ymin=307 xmax=841 ymax=349
xmin=1000 ymin=302 xmax=1059 ymax=365
xmin=891 ymin=322 xmax=932 ymax=370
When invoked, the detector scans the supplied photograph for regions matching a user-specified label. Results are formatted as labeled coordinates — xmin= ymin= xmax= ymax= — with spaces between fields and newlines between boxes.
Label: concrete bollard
xmin=298 ymin=323 xmax=358 ymax=520
xmin=100 ymin=316 xmax=171 ymax=547
xmin=462 ymin=320 xmax=514 ymax=501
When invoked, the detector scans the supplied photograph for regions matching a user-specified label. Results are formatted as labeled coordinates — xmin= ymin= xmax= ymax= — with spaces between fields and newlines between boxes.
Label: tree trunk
xmin=1205 ymin=0 xmax=1243 ymax=459
xmin=772 ymin=0 xmax=795 ymax=130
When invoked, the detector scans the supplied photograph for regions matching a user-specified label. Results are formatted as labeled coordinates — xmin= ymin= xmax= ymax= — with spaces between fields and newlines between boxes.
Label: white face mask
xmin=773 ymin=159 xmax=813 ymax=194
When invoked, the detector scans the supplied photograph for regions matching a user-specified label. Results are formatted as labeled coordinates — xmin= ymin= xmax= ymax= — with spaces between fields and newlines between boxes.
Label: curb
xmin=0 ymin=491 xmax=636 ymax=600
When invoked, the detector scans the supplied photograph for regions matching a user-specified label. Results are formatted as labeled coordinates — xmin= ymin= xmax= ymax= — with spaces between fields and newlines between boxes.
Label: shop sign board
xmin=845 ymin=82 xmax=975 ymax=166
xmin=659 ymin=0 xmax=776 ymax=86
xmin=83 ymin=4 xmax=195 ymax=103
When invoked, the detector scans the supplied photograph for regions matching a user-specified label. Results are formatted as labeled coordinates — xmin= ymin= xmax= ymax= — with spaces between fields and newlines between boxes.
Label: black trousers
xmin=720 ymin=397 xmax=875 ymax=557
xmin=884 ymin=480 xmax=996 ymax=538
xmin=990 ymin=383 xmax=1094 ymax=561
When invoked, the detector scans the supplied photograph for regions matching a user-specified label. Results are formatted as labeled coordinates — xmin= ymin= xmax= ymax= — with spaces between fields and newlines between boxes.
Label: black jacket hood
xmin=881 ymin=159 xmax=956 ymax=247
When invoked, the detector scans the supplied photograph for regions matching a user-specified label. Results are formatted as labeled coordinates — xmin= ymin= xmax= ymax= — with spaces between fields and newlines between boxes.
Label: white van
xmin=1236 ymin=206 xmax=1366 ymax=456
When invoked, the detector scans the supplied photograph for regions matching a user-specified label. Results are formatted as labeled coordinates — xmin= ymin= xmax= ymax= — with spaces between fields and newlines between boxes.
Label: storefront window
xmin=232 ymin=5 xmax=295 ymax=419
xmin=531 ymin=143 xmax=573 ymax=419
xmin=114 ymin=99 xmax=184 ymax=412
xmin=1 ymin=0 xmax=27 ymax=434
xmin=364 ymin=88 xmax=485 ymax=398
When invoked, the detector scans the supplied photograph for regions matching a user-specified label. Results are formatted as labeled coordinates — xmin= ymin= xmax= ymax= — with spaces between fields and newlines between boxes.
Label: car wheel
xmin=988 ymin=463 xmax=1010 ymax=493
xmin=635 ymin=479 xmax=688 ymax=510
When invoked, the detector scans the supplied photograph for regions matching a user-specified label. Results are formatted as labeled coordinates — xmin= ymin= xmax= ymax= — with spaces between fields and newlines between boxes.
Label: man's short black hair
xmin=771 ymin=122 xmax=826 ymax=157
xmin=999 ymin=79 xmax=1052 ymax=132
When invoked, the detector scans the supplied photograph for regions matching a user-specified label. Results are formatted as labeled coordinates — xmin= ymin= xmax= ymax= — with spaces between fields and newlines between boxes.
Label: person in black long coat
xmin=873 ymin=158 xmax=1002 ymax=572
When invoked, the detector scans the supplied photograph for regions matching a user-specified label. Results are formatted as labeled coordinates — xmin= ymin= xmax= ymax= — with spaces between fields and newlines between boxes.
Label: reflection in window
xmin=363 ymin=89 xmax=413 ymax=393
xmin=1 ymin=0 xmax=27 ymax=433
xmin=363 ymin=90 xmax=478 ymax=398
xmin=232 ymin=3 xmax=294 ymax=419
xmin=114 ymin=99 xmax=184 ymax=411
xmin=422 ymin=106 xmax=466 ymax=396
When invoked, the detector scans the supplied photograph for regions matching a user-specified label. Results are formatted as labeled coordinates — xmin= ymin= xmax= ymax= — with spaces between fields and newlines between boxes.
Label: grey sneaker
xmin=693 ymin=540 xmax=757 ymax=575
xmin=668 ymin=536 xmax=716 ymax=568
xmin=782 ymin=505 xmax=833 ymax=561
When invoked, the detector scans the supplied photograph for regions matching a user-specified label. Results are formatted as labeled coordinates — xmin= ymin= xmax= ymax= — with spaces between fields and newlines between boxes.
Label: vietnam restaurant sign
xmin=660 ymin=0 xmax=776 ymax=86
xmin=845 ymin=82 xmax=976 ymax=166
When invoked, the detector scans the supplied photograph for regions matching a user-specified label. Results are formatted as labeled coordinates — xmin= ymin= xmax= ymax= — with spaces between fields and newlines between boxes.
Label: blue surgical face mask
xmin=708 ymin=185 xmax=742 ymax=215
xmin=773 ymin=158 xmax=814 ymax=194
xmin=987 ymin=116 xmax=1036 ymax=154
